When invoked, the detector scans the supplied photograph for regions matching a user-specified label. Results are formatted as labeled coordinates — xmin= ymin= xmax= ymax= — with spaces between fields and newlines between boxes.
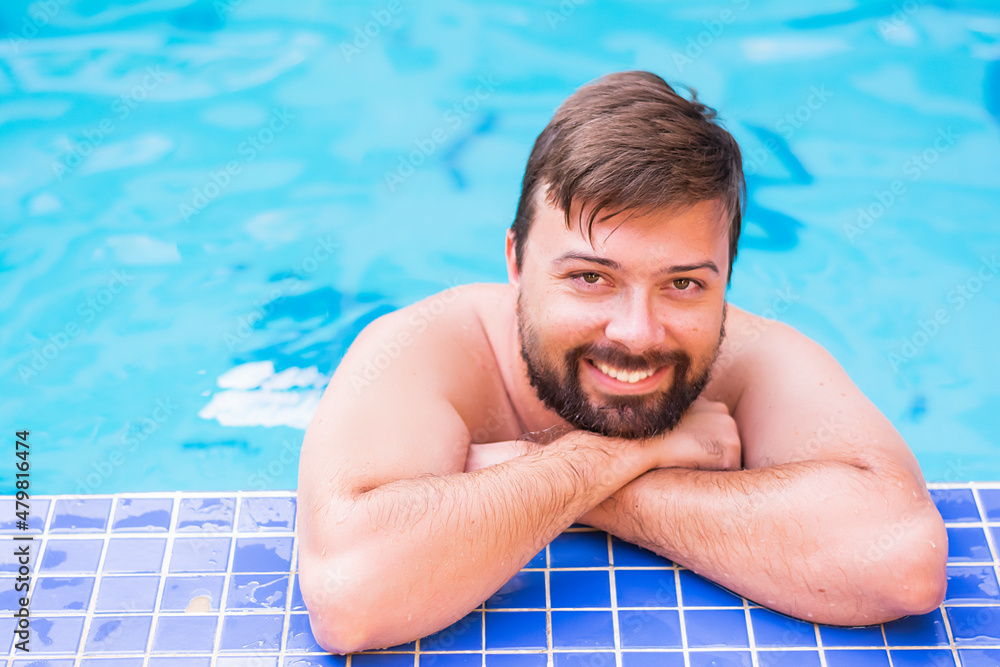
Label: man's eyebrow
xmin=554 ymin=252 xmax=720 ymax=276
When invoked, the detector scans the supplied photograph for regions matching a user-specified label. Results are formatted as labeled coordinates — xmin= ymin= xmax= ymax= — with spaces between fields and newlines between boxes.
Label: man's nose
xmin=603 ymin=291 xmax=665 ymax=354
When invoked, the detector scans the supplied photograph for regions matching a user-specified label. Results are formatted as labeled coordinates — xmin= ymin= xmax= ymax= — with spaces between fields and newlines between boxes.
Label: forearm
xmin=580 ymin=460 xmax=947 ymax=625
xmin=312 ymin=432 xmax=647 ymax=653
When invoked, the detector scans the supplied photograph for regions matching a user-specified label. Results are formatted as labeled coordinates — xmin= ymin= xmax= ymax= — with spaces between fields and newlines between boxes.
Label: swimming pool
xmin=1 ymin=0 xmax=998 ymax=494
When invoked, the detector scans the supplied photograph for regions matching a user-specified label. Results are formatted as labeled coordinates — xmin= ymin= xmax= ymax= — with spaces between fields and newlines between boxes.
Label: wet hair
xmin=510 ymin=70 xmax=745 ymax=281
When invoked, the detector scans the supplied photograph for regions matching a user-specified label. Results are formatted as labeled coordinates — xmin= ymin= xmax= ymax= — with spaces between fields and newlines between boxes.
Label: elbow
xmin=879 ymin=506 xmax=949 ymax=619
xmin=299 ymin=555 xmax=379 ymax=655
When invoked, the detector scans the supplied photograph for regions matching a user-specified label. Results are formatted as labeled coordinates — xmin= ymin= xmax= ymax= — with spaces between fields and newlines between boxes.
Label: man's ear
xmin=505 ymin=229 xmax=520 ymax=289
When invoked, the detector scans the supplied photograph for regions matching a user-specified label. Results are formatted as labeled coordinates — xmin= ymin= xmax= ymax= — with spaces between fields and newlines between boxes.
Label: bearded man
xmin=297 ymin=70 xmax=947 ymax=654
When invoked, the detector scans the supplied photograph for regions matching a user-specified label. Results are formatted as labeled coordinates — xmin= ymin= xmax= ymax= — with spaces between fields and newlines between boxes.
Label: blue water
xmin=1 ymin=0 xmax=998 ymax=493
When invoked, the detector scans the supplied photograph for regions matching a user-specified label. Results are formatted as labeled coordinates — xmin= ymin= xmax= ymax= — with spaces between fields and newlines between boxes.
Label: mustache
xmin=569 ymin=342 xmax=690 ymax=373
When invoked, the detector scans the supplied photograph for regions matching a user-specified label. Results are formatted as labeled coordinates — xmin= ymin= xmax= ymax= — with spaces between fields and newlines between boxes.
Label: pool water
xmin=1 ymin=0 xmax=998 ymax=494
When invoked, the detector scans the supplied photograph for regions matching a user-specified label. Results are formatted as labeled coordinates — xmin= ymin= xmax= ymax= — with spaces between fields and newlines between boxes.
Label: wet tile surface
xmin=1 ymin=485 xmax=998 ymax=663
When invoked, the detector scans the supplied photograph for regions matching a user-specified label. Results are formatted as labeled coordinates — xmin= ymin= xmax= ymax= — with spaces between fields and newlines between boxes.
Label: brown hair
xmin=510 ymin=70 xmax=745 ymax=281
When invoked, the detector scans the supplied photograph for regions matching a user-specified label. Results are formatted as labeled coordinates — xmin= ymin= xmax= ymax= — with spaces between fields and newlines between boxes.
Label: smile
xmin=593 ymin=361 xmax=658 ymax=384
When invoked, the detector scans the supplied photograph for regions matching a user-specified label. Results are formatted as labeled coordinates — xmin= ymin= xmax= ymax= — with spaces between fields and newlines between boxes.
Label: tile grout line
xmin=607 ymin=533 xmax=622 ymax=667
xmin=71 ymin=496 xmax=113 ymax=665
xmin=545 ymin=542 xmax=553 ymax=667
xmin=143 ymin=493 xmax=182 ymax=664
xmin=282 ymin=497 xmax=299 ymax=667
xmin=210 ymin=490 xmax=244 ymax=667
xmin=674 ymin=564 xmax=689 ymax=667
xmin=743 ymin=588 xmax=757 ymax=667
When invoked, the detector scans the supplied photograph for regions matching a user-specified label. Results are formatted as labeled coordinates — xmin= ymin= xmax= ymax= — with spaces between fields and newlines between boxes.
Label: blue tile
xmin=615 ymin=568 xmax=676 ymax=607
xmin=350 ymin=657 xmax=413 ymax=667
xmin=525 ymin=548 xmax=546 ymax=568
xmin=218 ymin=659 xmax=277 ymax=667
xmin=95 ymin=575 xmax=160 ymax=613
xmin=169 ymin=537 xmax=231 ymax=573
xmin=14 ymin=661 xmax=76 ymax=667
xmin=231 ymin=537 xmax=293 ymax=572
xmin=149 ymin=658 xmax=213 ymax=667
xmin=40 ymin=538 xmax=104 ymax=573
xmin=420 ymin=655 xmax=483 ymax=667
xmin=946 ymin=566 xmax=1000 ymax=603
xmin=678 ymin=570 xmax=743 ymax=607
xmin=290 ymin=574 xmax=306 ymax=611
xmin=618 ymin=609 xmax=682 ymax=648
xmin=219 ymin=613 xmax=283 ymax=651
xmin=104 ymin=537 xmax=167 ymax=573
xmin=177 ymin=497 xmax=236 ymax=532
xmin=85 ymin=615 xmax=153 ymax=652
xmin=160 ymin=575 xmax=225 ymax=612
xmin=883 ymin=608 xmax=950 ymax=647
xmin=285 ymin=613 xmax=322 ymax=651
xmin=0 ymin=498 xmax=49 ymax=533
xmin=32 ymin=576 xmax=94 ymax=612
xmin=486 ymin=571 xmax=546 ymax=609
xmin=931 ymin=489 xmax=981 ymax=522
xmin=947 ymin=527 xmax=993 ymax=562
xmin=112 ymin=498 xmax=174 ymax=532
xmin=688 ymin=652 xmax=752 ymax=667
xmin=226 ymin=573 xmax=289 ymax=610
xmin=80 ymin=660 xmax=145 ymax=667
xmin=50 ymin=498 xmax=112 ymax=532
xmin=824 ymin=649 xmax=891 ymax=667
xmin=421 ymin=611 xmax=482 ymax=651
xmin=612 ymin=536 xmax=672 ymax=566
xmin=284 ymin=657 xmax=348 ymax=667
xmin=551 ymin=610 xmax=615 ymax=648
xmin=486 ymin=655 xmax=548 ymax=667
xmin=818 ymin=623 xmax=886 ymax=647
xmin=959 ymin=648 xmax=1000 ymax=666
xmin=549 ymin=532 xmax=609 ymax=567
xmin=621 ymin=652 xmax=685 ymax=667
xmin=238 ymin=496 xmax=297 ymax=531
xmin=756 ymin=651 xmax=821 ymax=667
xmin=749 ymin=608 xmax=817 ymax=647
xmin=550 ymin=570 xmax=611 ymax=608
xmin=947 ymin=607 xmax=1000 ymax=646
xmin=0 ymin=578 xmax=27 ymax=611
xmin=553 ymin=654 xmax=615 ymax=667
xmin=890 ymin=649 xmax=957 ymax=667
xmin=485 ymin=611 xmax=547 ymax=649
xmin=24 ymin=616 xmax=85 ymax=653
xmin=151 ymin=615 xmax=218 ymax=653
xmin=978 ymin=489 xmax=1000 ymax=521
xmin=684 ymin=609 xmax=749 ymax=648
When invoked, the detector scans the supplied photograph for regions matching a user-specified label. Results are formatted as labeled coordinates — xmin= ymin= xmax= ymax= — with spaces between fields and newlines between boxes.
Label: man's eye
xmin=673 ymin=278 xmax=692 ymax=290
xmin=580 ymin=272 xmax=602 ymax=284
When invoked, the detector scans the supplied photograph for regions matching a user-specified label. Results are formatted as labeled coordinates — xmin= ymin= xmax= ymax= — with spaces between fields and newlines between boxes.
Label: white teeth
xmin=595 ymin=362 xmax=655 ymax=383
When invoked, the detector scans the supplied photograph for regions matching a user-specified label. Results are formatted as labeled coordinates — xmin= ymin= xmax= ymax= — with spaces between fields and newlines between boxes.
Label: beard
xmin=518 ymin=298 xmax=725 ymax=440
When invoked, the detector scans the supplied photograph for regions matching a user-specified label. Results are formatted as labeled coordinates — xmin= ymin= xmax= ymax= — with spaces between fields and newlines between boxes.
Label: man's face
xmin=507 ymin=192 xmax=730 ymax=439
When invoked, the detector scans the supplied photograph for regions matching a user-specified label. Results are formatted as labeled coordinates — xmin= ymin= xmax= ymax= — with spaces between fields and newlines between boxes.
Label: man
xmin=297 ymin=71 xmax=947 ymax=654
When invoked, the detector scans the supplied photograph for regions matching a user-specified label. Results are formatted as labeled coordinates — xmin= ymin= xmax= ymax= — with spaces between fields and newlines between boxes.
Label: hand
xmin=641 ymin=397 xmax=742 ymax=471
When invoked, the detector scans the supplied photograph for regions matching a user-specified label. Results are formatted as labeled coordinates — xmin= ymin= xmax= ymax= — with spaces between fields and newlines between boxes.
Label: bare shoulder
xmin=716 ymin=304 xmax=923 ymax=481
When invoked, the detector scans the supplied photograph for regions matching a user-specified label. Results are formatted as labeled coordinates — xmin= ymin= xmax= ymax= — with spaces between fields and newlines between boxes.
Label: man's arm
xmin=577 ymin=318 xmax=948 ymax=626
xmin=297 ymin=297 xmax=659 ymax=654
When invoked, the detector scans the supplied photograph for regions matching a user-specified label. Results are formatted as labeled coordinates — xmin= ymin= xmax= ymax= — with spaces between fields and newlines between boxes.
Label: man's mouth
xmin=592 ymin=360 xmax=658 ymax=384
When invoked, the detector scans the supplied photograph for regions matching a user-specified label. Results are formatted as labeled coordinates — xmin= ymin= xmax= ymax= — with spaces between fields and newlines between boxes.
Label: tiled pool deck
xmin=2 ymin=483 xmax=999 ymax=667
